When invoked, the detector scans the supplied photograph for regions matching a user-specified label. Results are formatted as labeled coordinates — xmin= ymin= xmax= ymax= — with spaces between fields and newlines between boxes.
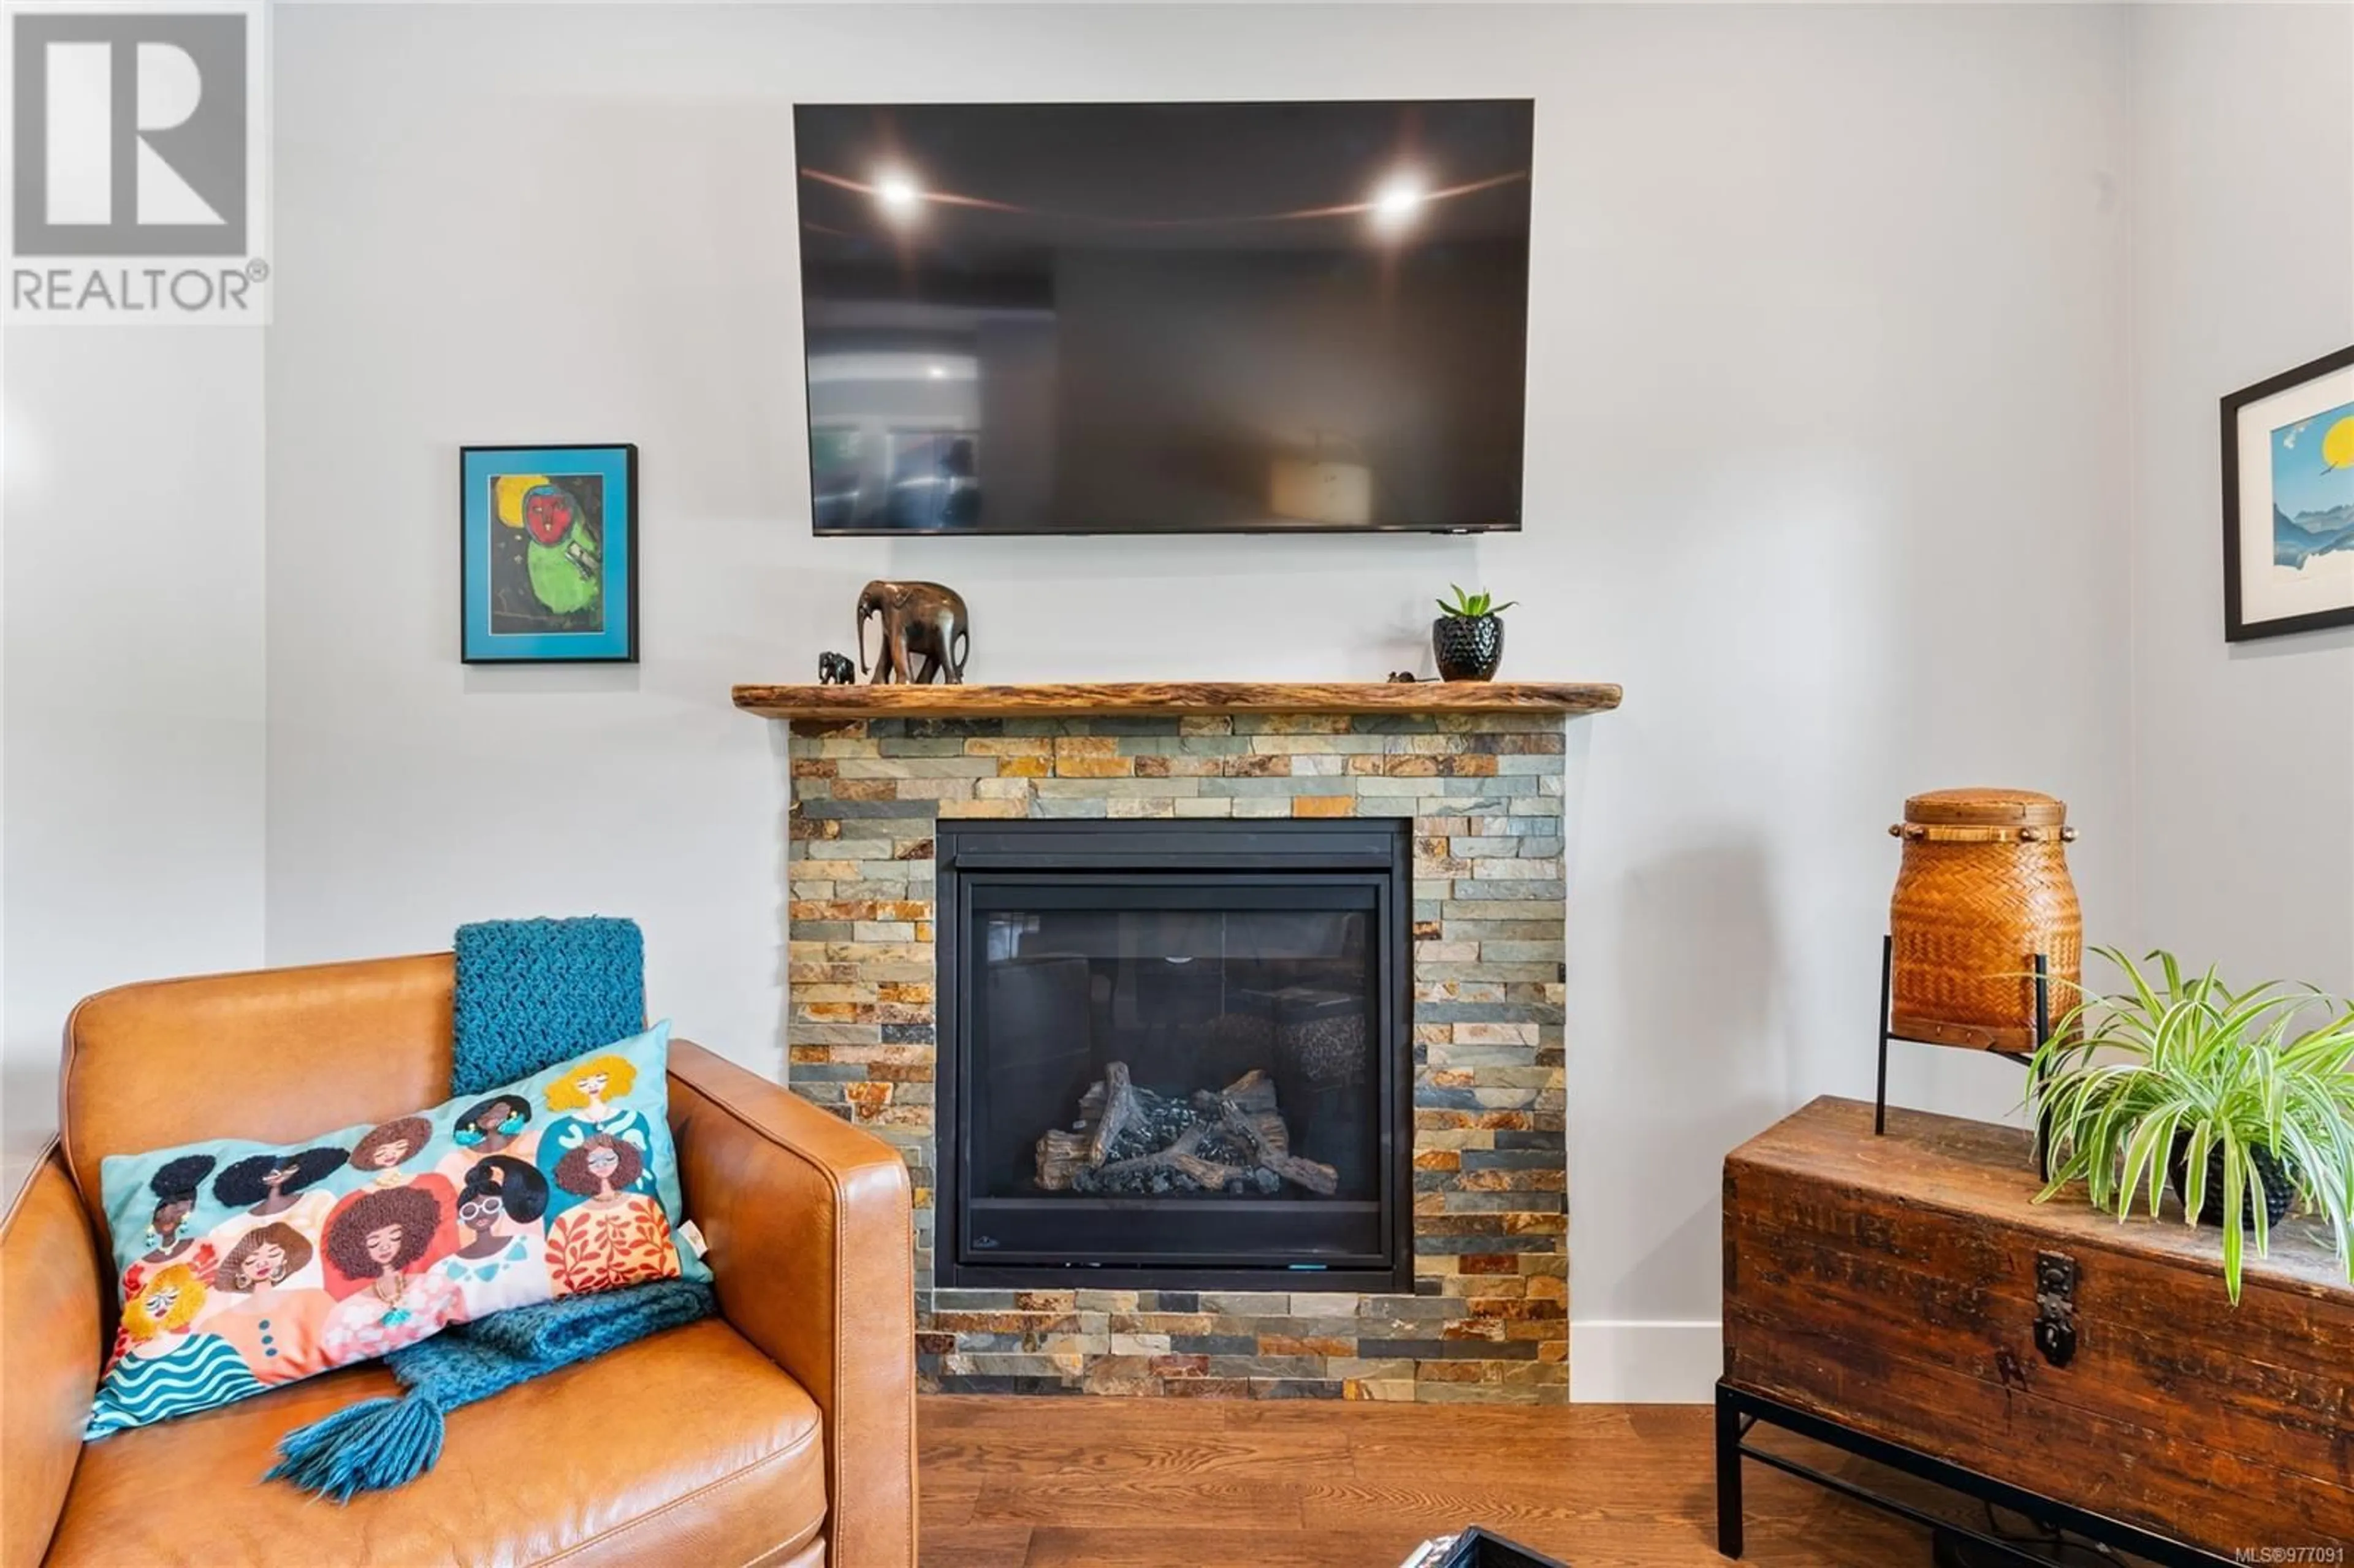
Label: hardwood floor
xmin=918 ymin=1395 xmax=1952 ymax=1567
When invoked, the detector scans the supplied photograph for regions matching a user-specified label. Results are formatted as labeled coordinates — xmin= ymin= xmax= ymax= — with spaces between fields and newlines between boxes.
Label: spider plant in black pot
xmin=1432 ymin=585 xmax=1515 ymax=681
xmin=2031 ymin=947 xmax=2354 ymax=1301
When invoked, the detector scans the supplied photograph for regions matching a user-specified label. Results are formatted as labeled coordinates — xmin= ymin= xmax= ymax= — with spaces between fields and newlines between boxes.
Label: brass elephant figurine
xmin=856 ymin=580 xmax=969 ymax=685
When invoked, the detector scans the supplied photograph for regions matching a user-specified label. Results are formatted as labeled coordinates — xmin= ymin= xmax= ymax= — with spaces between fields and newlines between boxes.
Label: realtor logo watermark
xmin=7 ymin=0 xmax=269 ymax=322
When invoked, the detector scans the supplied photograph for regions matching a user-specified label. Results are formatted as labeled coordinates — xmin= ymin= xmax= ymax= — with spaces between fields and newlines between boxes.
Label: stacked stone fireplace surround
xmin=784 ymin=709 xmax=1569 ymax=1402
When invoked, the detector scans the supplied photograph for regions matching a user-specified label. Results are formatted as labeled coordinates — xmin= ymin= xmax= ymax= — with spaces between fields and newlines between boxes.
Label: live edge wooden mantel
xmin=731 ymin=680 xmax=1623 ymax=720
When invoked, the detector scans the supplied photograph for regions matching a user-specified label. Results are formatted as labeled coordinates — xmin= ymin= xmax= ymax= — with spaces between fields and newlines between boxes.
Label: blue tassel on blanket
xmin=265 ymin=1393 xmax=448 ymax=1502
xmin=267 ymin=1279 xmax=714 ymax=1501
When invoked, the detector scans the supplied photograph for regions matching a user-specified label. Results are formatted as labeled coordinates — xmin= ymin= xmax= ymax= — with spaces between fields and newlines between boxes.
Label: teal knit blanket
xmin=269 ymin=916 xmax=715 ymax=1500
xmin=451 ymin=916 xmax=646 ymax=1094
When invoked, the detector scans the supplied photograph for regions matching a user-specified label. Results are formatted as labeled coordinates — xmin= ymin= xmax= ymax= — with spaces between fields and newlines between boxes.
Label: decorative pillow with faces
xmin=85 ymin=1022 xmax=707 ymax=1439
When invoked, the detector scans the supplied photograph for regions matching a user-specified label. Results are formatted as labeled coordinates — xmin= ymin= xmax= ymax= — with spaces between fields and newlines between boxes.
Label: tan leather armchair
xmin=0 ymin=954 xmax=916 ymax=1567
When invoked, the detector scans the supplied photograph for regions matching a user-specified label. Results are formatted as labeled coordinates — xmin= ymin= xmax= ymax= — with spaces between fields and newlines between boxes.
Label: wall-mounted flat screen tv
xmin=795 ymin=100 xmax=1533 ymax=536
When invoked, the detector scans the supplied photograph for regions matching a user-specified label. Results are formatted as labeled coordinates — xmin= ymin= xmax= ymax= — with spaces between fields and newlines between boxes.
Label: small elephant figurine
xmin=817 ymin=651 xmax=856 ymax=685
xmin=856 ymin=580 xmax=969 ymax=685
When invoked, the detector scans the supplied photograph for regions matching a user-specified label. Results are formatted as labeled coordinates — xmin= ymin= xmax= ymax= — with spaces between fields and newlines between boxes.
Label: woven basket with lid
xmin=1887 ymin=788 xmax=2081 ymax=1052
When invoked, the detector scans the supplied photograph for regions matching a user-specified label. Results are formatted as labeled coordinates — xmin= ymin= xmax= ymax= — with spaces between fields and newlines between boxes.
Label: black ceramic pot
xmin=2168 ymin=1133 xmax=2295 ymax=1228
xmin=1432 ymin=614 xmax=1504 ymax=680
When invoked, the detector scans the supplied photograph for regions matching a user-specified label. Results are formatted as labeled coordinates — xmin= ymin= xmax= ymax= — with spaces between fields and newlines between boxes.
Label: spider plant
xmin=2030 ymin=946 xmax=2354 ymax=1303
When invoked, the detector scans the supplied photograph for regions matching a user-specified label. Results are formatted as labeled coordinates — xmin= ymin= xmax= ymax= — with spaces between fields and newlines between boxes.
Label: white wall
xmin=260 ymin=2 xmax=2140 ymax=1398
xmin=1530 ymin=4 xmax=2139 ymax=1398
xmin=1 ymin=330 xmax=269 ymax=1181
xmin=2127 ymin=3 xmax=2354 ymax=997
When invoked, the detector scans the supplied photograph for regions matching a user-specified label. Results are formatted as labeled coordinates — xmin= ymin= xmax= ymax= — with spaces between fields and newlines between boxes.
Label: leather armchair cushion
xmin=42 ymin=1317 xmax=826 ymax=1568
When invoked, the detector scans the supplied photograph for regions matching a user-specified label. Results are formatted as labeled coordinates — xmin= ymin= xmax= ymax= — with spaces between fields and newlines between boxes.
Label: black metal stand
xmin=1873 ymin=938 xmax=2053 ymax=1180
xmin=1715 ymin=1382 xmax=2237 ymax=1567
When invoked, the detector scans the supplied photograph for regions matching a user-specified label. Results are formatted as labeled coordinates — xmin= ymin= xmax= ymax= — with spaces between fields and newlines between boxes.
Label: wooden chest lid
xmin=1729 ymin=1096 xmax=2348 ymax=1293
xmin=1901 ymin=788 xmax=2068 ymax=828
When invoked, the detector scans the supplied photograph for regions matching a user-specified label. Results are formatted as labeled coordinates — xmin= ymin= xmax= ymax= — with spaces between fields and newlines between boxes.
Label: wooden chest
xmin=1724 ymin=1097 xmax=2354 ymax=1555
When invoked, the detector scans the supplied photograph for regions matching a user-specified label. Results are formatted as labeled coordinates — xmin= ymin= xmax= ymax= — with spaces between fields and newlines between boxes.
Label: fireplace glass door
xmin=939 ymin=823 xmax=1408 ymax=1287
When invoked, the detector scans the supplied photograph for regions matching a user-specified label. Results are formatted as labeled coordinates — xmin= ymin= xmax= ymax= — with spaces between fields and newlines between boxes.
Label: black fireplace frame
xmin=934 ymin=818 xmax=1415 ymax=1292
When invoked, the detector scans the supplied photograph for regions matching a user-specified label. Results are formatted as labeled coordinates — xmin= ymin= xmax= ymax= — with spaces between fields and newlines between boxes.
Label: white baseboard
xmin=1569 ymin=1319 xmax=1723 ymax=1404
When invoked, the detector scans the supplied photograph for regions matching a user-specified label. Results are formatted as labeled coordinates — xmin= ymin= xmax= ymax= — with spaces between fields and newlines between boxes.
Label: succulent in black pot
xmin=1432 ymin=585 xmax=1514 ymax=681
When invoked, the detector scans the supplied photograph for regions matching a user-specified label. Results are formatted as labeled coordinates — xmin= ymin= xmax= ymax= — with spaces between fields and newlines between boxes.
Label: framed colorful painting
xmin=2223 ymin=348 xmax=2354 ymax=642
xmin=460 ymin=444 xmax=638 ymax=663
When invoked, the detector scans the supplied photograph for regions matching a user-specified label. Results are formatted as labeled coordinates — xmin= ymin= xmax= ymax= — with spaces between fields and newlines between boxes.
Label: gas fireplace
xmin=934 ymin=818 xmax=1413 ymax=1291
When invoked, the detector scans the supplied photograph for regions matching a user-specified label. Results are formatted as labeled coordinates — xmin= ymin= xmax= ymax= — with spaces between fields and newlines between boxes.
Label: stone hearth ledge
xmin=744 ymin=683 xmax=1618 ymax=1402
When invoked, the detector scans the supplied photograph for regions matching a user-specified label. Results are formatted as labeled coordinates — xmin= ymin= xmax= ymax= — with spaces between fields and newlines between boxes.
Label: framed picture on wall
xmin=2223 ymin=348 xmax=2354 ymax=642
xmin=460 ymin=444 xmax=638 ymax=663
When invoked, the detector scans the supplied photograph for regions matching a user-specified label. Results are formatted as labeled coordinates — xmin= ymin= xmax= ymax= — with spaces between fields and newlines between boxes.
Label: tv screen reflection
xmin=794 ymin=100 xmax=1533 ymax=536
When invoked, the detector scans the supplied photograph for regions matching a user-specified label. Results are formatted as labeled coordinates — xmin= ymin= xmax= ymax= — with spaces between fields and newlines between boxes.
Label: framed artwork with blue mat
xmin=460 ymin=444 xmax=638 ymax=663
xmin=2222 ymin=347 xmax=2354 ymax=643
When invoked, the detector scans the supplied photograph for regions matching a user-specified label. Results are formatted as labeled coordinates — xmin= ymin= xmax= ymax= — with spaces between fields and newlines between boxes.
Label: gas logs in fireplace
xmin=1034 ymin=1063 xmax=1341 ymax=1197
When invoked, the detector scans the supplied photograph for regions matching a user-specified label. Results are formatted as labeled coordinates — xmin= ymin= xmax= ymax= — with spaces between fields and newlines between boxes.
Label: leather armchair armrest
xmin=2 ymin=1143 xmax=104 ymax=1568
xmin=667 ymin=1039 xmax=916 ymax=1568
